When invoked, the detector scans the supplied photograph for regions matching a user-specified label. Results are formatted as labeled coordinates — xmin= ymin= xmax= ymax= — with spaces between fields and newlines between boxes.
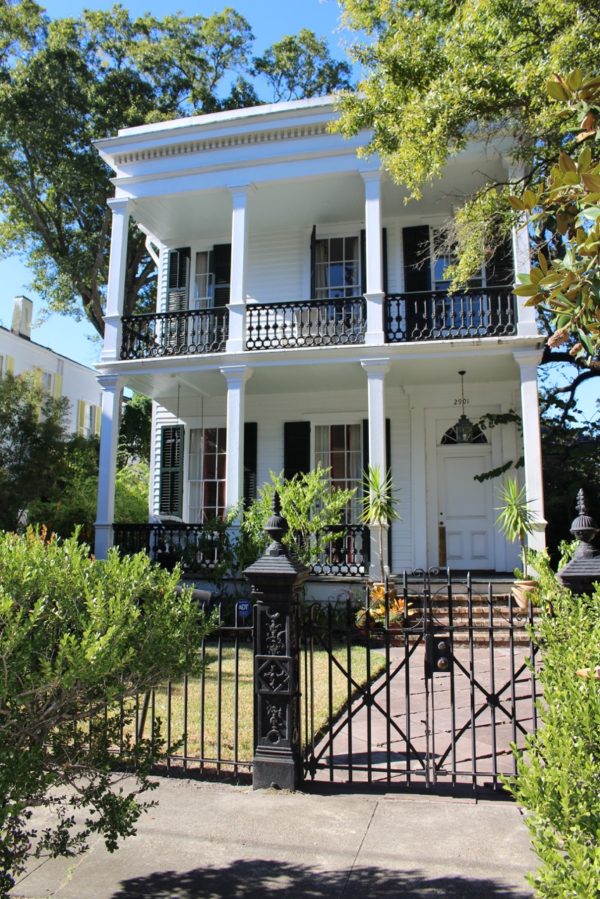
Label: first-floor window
xmin=189 ymin=427 xmax=226 ymax=522
xmin=314 ymin=423 xmax=362 ymax=522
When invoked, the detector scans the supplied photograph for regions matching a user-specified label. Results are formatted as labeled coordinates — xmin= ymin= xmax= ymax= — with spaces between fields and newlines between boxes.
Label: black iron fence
xmin=121 ymin=598 xmax=254 ymax=777
xmin=120 ymin=308 xmax=228 ymax=359
xmin=385 ymin=288 xmax=517 ymax=343
xmin=302 ymin=571 xmax=540 ymax=792
xmin=246 ymin=296 xmax=366 ymax=350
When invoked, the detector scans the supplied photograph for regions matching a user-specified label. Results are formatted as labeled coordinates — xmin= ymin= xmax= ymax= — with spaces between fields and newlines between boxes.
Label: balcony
xmin=118 ymin=289 xmax=517 ymax=360
xmin=120 ymin=307 xmax=228 ymax=360
xmin=385 ymin=288 xmax=517 ymax=343
xmin=246 ymin=296 xmax=366 ymax=351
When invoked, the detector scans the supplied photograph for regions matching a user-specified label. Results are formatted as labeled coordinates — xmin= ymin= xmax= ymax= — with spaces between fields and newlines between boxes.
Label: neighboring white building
xmin=93 ymin=95 xmax=545 ymax=578
xmin=0 ymin=296 xmax=102 ymax=437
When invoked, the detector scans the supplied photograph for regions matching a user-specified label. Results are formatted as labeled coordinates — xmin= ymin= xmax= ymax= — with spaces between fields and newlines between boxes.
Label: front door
xmin=437 ymin=446 xmax=495 ymax=570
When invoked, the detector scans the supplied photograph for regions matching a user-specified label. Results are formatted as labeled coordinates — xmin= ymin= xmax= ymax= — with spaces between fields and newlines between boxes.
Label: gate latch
xmin=425 ymin=632 xmax=453 ymax=677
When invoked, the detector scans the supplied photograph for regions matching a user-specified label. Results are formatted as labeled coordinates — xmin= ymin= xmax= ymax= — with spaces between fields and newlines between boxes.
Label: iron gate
xmin=301 ymin=571 xmax=540 ymax=792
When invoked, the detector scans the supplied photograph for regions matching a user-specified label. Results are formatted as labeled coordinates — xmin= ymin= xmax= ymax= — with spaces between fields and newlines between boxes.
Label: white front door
xmin=437 ymin=446 xmax=495 ymax=570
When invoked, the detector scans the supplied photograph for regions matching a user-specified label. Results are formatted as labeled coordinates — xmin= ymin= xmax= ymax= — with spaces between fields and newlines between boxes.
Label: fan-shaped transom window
xmin=440 ymin=416 xmax=487 ymax=445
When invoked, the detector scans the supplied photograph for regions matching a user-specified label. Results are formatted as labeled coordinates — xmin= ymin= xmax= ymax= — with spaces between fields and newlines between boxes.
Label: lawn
xmin=136 ymin=642 xmax=384 ymax=770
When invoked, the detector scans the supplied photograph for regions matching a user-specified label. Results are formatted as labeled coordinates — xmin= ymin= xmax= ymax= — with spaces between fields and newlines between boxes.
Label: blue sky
xmin=0 ymin=0 xmax=349 ymax=367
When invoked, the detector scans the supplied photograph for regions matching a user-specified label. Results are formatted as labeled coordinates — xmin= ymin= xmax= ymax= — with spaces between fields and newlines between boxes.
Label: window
xmin=192 ymin=251 xmax=214 ymax=309
xmin=77 ymin=400 xmax=100 ymax=437
xmin=315 ymin=424 xmax=362 ymax=522
xmin=314 ymin=237 xmax=361 ymax=300
xmin=433 ymin=229 xmax=483 ymax=291
xmin=189 ymin=427 xmax=227 ymax=522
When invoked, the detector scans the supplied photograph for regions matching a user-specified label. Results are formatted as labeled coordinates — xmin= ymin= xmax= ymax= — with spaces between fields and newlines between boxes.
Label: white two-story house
xmin=93 ymin=96 xmax=545 ymax=579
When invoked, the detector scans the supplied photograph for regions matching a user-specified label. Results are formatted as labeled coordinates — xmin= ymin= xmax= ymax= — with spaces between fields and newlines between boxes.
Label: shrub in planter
xmin=504 ymin=553 xmax=600 ymax=896
xmin=0 ymin=529 xmax=213 ymax=897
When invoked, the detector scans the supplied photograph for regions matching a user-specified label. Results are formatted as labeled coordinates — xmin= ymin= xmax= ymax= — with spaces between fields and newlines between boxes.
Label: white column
xmin=94 ymin=375 xmax=123 ymax=559
xmin=360 ymin=171 xmax=385 ymax=346
xmin=514 ymin=350 xmax=546 ymax=550
xmin=226 ymin=186 xmax=252 ymax=354
xmin=101 ymin=198 xmax=130 ymax=362
xmin=361 ymin=358 xmax=390 ymax=579
xmin=509 ymin=163 xmax=537 ymax=337
xmin=221 ymin=365 xmax=252 ymax=515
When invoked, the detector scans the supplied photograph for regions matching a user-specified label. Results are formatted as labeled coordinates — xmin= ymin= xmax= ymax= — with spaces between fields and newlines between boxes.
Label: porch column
xmin=509 ymin=164 xmax=537 ymax=338
xmin=221 ymin=365 xmax=253 ymax=515
xmin=360 ymin=171 xmax=386 ymax=346
xmin=514 ymin=349 xmax=546 ymax=550
xmin=361 ymin=358 xmax=390 ymax=579
xmin=94 ymin=374 xmax=123 ymax=559
xmin=101 ymin=198 xmax=130 ymax=362
xmin=227 ymin=185 xmax=252 ymax=354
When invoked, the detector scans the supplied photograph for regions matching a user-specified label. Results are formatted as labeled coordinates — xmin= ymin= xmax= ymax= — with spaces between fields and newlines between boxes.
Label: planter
xmin=512 ymin=579 xmax=538 ymax=611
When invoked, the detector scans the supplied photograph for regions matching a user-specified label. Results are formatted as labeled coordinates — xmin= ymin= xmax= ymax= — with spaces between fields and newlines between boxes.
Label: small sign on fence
xmin=237 ymin=599 xmax=252 ymax=619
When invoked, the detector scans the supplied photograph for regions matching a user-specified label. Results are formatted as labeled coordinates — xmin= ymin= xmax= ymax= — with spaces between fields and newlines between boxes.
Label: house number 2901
xmin=454 ymin=397 xmax=470 ymax=405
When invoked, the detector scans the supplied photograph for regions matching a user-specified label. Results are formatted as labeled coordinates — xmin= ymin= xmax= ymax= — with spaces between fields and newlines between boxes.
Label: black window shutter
xmin=485 ymin=235 xmax=514 ymax=286
xmin=284 ymin=421 xmax=310 ymax=480
xmin=159 ymin=425 xmax=184 ymax=517
xmin=310 ymin=225 xmax=317 ymax=299
xmin=402 ymin=226 xmax=431 ymax=293
xmin=167 ymin=248 xmax=190 ymax=311
xmin=243 ymin=422 xmax=258 ymax=507
xmin=212 ymin=243 xmax=231 ymax=307
xmin=360 ymin=228 xmax=388 ymax=295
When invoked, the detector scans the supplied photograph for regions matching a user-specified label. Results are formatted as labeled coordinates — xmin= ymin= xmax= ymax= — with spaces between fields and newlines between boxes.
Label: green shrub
xmin=0 ymin=529 xmax=213 ymax=896
xmin=505 ymin=553 xmax=600 ymax=897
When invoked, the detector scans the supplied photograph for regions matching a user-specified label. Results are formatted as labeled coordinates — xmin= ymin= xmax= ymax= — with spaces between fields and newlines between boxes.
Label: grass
xmin=135 ymin=642 xmax=385 ymax=769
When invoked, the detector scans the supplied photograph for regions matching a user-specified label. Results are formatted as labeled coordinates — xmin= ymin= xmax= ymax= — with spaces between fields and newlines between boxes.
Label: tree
xmin=0 ymin=372 xmax=69 ymax=531
xmin=0 ymin=3 xmax=353 ymax=337
xmin=0 ymin=529 xmax=211 ymax=896
xmin=253 ymin=28 xmax=352 ymax=101
xmin=119 ymin=391 xmax=152 ymax=465
xmin=336 ymin=1 xmax=600 ymax=357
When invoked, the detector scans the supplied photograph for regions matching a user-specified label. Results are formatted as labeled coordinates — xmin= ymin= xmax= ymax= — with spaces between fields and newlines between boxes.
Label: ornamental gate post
xmin=244 ymin=493 xmax=309 ymax=790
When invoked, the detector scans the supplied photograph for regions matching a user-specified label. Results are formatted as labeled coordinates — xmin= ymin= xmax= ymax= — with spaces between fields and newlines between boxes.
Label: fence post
xmin=244 ymin=493 xmax=309 ymax=790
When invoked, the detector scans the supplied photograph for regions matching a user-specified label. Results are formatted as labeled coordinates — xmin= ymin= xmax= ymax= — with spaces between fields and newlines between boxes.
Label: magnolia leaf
xmin=508 ymin=195 xmax=525 ymax=211
xmin=522 ymin=188 xmax=538 ymax=208
xmin=530 ymin=266 xmax=543 ymax=285
xmin=559 ymin=151 xmax=577 ymax=173
xmin=537 ymin=250 xmax=548 ymax=275
xmin=577 ymin=144 xmax=592 ymax=171
xmin=565 ymin=69 xmax=583 ymax=91
xmin=582 ymin=173 xmax=600 ymax=192
xmin=546 ymin=79 xmax=570 ymax=101
xmin=515 ymin=284 xmax=540 ymax=297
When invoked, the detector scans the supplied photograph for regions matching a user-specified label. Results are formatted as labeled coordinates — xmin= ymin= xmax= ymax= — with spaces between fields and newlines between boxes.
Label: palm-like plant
xmin=496 ymin=478 xmax=536 ymax=579
xmin=359 ymin=464 xmax=401 ymax=585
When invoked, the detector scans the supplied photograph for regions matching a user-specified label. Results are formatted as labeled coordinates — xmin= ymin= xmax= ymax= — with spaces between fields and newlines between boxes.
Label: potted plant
xmin=496 ymin=478 xmax=538 ymax=610
xmin=359 ymin=464 xmax=401 ymax=599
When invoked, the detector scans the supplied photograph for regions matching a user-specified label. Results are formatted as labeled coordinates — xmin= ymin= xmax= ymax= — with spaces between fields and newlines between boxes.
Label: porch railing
xmin=120 ymin=308 xmax=228 ymax=359
xmin=246 ymin=296 xmax=366 ymax=351
xmin=112 ymin=522 xmax=368 ymax=578
xmin=113 ymin=523 xmax=228 ymax=576
xmin=385 ymin=288 xmax=517 ymax=343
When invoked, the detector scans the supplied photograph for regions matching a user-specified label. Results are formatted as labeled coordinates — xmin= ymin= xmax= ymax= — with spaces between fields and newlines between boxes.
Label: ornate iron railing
xmin=112 ymin=523 xmax=228 ymax=575
xmin=310 ymin=525 xmax=369 ymax=577
xmin=120 ymin=308 xmax=228 ymax=359
xmin=246 ymin=296 xmax=366 ymax=351
xmin=385 ymin=288 xmax=517 ymax=343
xmin=112 ymin=522 xmax=368 ymax=578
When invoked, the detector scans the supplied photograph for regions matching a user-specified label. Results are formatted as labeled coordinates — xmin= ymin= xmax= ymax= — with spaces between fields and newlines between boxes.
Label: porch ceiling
xmin=114 ymin=340 xmax=526 ymax=413
xmin=129 ymin=150 xmax=510 ymax=243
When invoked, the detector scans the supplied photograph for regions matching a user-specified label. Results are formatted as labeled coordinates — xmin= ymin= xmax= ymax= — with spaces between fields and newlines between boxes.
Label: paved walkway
xmin=12 ymin=778 xmax=536 ymax=898
xmin=309 ymin=642 xmax=540 ymax=787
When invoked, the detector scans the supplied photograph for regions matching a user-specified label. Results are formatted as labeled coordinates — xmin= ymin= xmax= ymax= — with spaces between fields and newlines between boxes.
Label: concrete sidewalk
xmin=12 ymin=778 xmax=536 ymax=898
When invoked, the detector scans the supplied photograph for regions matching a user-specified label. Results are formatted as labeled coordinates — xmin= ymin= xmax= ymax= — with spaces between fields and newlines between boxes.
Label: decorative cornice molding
xmin=113 ymin=123 xmax=330 ymax=167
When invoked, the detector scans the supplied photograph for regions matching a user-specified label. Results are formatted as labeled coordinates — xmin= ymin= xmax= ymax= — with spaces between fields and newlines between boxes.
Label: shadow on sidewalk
xmin=111 ymin=858 xmax=532 ymax=898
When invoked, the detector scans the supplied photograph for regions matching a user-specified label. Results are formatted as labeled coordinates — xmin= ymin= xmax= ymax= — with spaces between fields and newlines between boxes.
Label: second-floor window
xmin=314 ymin=237 xmax=361 ymax=300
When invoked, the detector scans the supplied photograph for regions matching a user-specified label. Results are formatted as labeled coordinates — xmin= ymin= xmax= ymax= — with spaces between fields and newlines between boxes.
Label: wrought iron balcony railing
xmin=246 ymin=296 xmax=366 ymax=351
xmin=120 ymin=308 xmax=228 ymax=360
xmin=385 ymin=288 xmax=517 ymax=343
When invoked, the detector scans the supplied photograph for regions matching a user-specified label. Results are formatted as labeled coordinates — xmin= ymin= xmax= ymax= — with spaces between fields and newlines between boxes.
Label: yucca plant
xmin=496 ymin=478 xmax=536 ymax=579
xmin=359 ymin=464 xmax=401 ymax=585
